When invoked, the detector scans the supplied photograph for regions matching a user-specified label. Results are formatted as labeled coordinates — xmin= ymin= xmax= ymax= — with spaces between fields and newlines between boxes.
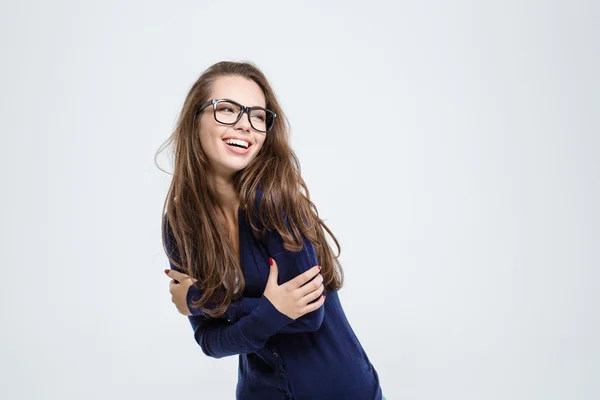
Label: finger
xmin=300 ymin=283 xmax=324 ymax=305
xmin=165 ymin=269 xmax=189 ymax=281
xmin=296 ymin=273 xmax=323 ymax=297
xmin=179 ymin=308 xmax=192 ymax=317
xmin=169 ymin=279 xmax=178 ymax=293
xmin=266 ymin=257 xmax=279 ymax=287
xmin=285 ymin=265 xmax=321 ymax=289
xmin=300 ymin=293 xmax=326 ymax=315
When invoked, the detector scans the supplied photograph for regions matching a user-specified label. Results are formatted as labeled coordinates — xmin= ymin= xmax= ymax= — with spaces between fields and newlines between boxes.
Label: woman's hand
xmin=264 ymin=258 xmax=325 ymax=320
xmin=164 ymin=269 xmax=198 ymax=316
xmin=164 ymin=258 xmax=325 ymax=320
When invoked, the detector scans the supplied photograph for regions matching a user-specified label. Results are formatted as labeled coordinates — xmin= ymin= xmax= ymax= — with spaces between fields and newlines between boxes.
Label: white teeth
xmin=224 ymin=138 xmax=249 ymax=149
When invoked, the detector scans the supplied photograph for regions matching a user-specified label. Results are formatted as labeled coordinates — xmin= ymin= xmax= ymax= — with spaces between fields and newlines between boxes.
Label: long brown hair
xmin=155 ymin=61 xmax=343 ymax=318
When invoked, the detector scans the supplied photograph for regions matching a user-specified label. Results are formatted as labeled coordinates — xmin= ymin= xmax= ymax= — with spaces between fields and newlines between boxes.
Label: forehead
xmin=209 ymin=75 xmax=266 ymax=108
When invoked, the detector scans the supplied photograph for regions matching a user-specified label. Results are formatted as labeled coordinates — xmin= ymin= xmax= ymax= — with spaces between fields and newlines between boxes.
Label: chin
xmin=218 ymin=160 xmax=252 ymax=176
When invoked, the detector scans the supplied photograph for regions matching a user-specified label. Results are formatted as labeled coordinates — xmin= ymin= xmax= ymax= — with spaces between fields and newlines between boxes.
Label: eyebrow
xmin=219 ymin=98 xmax=267 ymax=108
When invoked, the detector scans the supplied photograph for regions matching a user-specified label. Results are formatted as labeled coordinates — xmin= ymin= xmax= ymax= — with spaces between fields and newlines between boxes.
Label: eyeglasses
xmin=198 ymin=98 xmax=277 ymax=133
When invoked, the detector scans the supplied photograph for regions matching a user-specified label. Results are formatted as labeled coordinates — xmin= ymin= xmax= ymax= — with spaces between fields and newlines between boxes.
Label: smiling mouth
xmin=223 ymin=139 xmax=251 ymax=149
xmin=225 ymin=142 xmax=248 ymax=149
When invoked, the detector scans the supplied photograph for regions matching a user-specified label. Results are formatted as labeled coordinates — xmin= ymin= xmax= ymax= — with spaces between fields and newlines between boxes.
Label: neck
xmin=208 ymin=173 xmax=240 ymax=222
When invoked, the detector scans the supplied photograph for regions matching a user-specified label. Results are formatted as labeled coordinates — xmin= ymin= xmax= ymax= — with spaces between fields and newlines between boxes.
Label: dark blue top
xmin=163 ymin=190 xmax=383 ymax=400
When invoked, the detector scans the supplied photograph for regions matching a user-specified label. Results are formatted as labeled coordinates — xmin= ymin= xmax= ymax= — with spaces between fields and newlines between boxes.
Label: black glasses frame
xmin=198 ymin=98 xmax=277 ymax=133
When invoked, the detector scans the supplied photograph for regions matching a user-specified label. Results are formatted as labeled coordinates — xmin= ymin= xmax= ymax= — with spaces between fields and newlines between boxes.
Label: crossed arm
xmin=163 ymin=217 xmax=326 ymax=358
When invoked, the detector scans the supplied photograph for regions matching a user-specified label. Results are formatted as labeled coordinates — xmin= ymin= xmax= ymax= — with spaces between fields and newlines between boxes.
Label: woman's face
xmin=198 ymin=75 xmax=268 ymax=178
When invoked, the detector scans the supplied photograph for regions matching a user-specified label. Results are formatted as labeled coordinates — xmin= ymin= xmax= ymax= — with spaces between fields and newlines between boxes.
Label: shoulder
xmin=161 ymin=213 xmax=181 ymax=263
xmin=162 ymin=213 xmax=174 ymax=243
xmin=243 ymin=189 xmax=266 ymax=227
xmin=255 ymin=189 xmax=265 ymax=207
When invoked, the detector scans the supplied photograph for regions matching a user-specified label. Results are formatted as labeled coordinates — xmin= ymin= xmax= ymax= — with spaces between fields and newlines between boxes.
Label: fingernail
xmin=318 ymin=266 xmax=321 ymax=270
xmin=164 ymin=269 xmax=170 ymax=275
xmin=269 ymin=258 xmax=274 ymax=266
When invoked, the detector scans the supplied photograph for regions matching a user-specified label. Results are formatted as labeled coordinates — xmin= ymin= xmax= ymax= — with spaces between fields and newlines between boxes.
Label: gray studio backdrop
xmin=1 ymin=0 xmax=598 ymax=399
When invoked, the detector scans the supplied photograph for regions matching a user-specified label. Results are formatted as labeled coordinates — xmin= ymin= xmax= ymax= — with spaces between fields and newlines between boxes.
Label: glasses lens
xmin=214 ymin=100 xmax=275 ymax=132
xmin=250 ymin=108 xmax=276 ymax=132
xmin=214 ymin=101 xmax=242 ymax=124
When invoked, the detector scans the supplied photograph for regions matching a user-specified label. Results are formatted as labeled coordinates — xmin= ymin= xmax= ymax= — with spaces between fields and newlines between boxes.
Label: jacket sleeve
xmin=260 ymin=216 xmax=325 ymax=333
xmin=187 ymin=295 xmax=293 ymax=358
xmin=170 ymin=262 xmax=261 ymax=322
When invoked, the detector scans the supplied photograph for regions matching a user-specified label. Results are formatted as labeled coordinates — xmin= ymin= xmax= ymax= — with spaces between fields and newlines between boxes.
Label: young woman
xmin=159 ymin=61 xmax=386 ymax=400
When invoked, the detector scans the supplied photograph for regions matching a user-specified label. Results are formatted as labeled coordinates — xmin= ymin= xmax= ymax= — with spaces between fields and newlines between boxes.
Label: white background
xmin=1 ymin=0 xmax=598 ymax=399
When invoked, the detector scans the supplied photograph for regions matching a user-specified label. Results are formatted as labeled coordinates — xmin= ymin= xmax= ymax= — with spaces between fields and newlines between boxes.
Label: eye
xmin=251 ymin=110 xmax=266 ymax=122
xmin=216 ymin=101 xmax=240 ymax=114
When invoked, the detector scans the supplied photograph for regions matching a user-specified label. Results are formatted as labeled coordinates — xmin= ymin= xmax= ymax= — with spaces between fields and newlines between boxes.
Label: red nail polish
xmin=164 ymin=269 xmax=170 ymax=275
xmin=318 ymin=266 xmax=321 ymax=270
xmin=269 ymin=258 xmax=274 ymax=266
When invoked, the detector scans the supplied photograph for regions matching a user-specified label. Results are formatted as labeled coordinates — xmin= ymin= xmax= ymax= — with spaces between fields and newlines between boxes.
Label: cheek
xmin=198 ymin=132 xmax=212 ymax=155
xmin=254 ymin=136 xmax=267 ymax=152
xmin=199 ymin=125 xmax=225 ymax=149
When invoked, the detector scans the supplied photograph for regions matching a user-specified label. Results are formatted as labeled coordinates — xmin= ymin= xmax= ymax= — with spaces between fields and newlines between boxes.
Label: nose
xmin=233 ymin=110 xmax=252 ymax=133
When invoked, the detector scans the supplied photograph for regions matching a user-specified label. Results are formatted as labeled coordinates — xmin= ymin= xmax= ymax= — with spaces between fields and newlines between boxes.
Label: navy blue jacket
xmin=163 ymin=191 xmax=383 ymax=400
